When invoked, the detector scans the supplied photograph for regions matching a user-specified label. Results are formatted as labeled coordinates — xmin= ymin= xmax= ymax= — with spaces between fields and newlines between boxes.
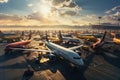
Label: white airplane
xmin=58 ymin=31 xmax=81 ymax=44
xmin=10 ymin=32 xmax=84 ymax=68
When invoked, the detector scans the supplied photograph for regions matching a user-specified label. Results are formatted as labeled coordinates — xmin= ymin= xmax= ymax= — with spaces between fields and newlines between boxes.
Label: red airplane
xmin=92 ymin=31 xmax=107 ymax=49
xmin=4 ymin=31 xmax=32 ymax=54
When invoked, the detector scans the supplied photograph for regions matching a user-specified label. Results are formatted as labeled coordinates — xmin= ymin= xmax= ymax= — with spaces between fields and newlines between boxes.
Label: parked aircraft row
xmin=3 ymin=30 xmax=109 ymax=69
xmin=0 ymin=30 xmax=20 ymax=42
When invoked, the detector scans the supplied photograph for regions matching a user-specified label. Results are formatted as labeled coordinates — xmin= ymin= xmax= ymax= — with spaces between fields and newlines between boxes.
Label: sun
xmin=39 ymin=4 xmax=51 ymax=15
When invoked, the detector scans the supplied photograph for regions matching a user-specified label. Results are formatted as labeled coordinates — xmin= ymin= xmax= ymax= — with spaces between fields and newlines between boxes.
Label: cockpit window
xmin=73 ymin=57 xmax=81 ymax=59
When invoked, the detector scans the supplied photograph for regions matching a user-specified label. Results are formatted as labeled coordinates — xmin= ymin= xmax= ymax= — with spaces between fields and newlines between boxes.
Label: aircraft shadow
xmin=0 ymin=61 xmax=28 ymax=69
xmin=0 ymin=52 xmax=95 ymax=80
xmin=22 ymin=68 xmax=34 ymax=80
xmin=99 ymin=44 xmax=120 ymax=67
xmin=27 ymin=54 xmax=95 ymax=80
xmin=101 ymin=51 xmax=120 ymax=68
xmin=0 ymin=51 xmax=29 ymax=63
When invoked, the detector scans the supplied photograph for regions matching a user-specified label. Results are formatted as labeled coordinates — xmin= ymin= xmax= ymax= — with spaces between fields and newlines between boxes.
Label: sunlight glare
xmin=39 ymin=4 xmax=51 ymax=15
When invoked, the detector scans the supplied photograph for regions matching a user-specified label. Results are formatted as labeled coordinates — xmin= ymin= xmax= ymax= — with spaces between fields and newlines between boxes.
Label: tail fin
xmin=45 ymin=31 xmax=49 ymax=42
xmin=100 ymin=31 xmax=107 ymax=42
xmin=92 ymin=31 xmax=107 ymax=49
xmin=0 ymin=30 xmax=4 ymax=37
xmin=111 ymin=33 xmax=116 ymax=38
xmin=58 ymin=31 xmax=63 ymax=41
xmin=28 ymin=31 xmax=32 ymax=40
xmin=0 ymin=30 xmax=3 ymax=34
xmin=21 ymin=31 xmax=24 ymax=40
xmin=21 ymin=31 xmax=24 ymax=36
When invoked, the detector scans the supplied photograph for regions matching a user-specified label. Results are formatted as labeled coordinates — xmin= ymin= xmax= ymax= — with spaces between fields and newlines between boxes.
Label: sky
xmin=0 ymin=0 xmax=120 ymax=26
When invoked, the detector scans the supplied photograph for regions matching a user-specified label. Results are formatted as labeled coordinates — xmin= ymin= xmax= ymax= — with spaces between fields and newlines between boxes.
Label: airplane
xmin=58 ymin=31 xmax=81 ymax=44
xmin=74 ymin=31 xmax=107 ymax=56
xmin=110 ymin=33 xmax=120 ymax=44
xmin=7 ymin=31 xmax=84 ymax=68
xmin=92 ymin=31 xmax=107 ymax=49
xmin=99 ymin=32 xmax=120 ymax=45
xmin=77 ymin=35 xmax=98 ymax=42
xmin=4 ymin=31 xmax=32 ymax=54
xmin=76 ymin=33 xmax=102 ymax=42
xmin=0 ymin=30 xmax=20 ymax=42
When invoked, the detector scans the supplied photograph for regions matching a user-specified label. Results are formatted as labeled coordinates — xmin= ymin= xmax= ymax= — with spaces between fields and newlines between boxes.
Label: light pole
xmin=98 ymin=16 xmax=102 ymax=26
xmin=98 ymin=16 xmax=102 ymax=32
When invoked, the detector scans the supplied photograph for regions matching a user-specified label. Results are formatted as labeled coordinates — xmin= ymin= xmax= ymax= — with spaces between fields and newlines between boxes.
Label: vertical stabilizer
xmin=45 ymin=31 xmax=49 ymax=42
xmin=92 ymin=31 xmax=107 ymax=49
xmin=28 ymin=31 xmax=32 ymax=40
xmin=100 ymin=31 xmax=107 ymax=42
xmin=58 ymin=31 xmax=63 ymax=42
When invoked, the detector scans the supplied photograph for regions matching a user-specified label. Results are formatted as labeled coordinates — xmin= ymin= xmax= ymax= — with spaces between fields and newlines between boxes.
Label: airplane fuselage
xmin=63 ymin=37 xmax=80 ymax=43
xmin=4 ymin=40 xmax=31 ymax=53
xmin=45 ymin=41 xmax=84 ymax=66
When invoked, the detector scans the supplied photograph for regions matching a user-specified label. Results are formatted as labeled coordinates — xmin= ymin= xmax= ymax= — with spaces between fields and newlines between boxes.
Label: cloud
xmin=72 ymin=20 xmax=79 ymax=24
xmin=105 ymin=5 xmax=120 ymax=14
xmin=103 ymin=5 xmax=120 ymax=25
xmin=104 ymin=12 xmax=120 ymax=21
xmin=0 ymin=13 xmax=22 ymax=21
xmin=50 ymin=0 xmax=82 ymax=17
xmin=26 ymin=11 xmax=60 ymax=25
xmin=52 ymin=0 xmax=66 ymax=6
xmin=51 ymin=7 xmax=57 ymax=13
xmin=60 ymin=10 xmax=77 ymax=16
xmin=105 ymin=10 xmax=112 ymax=14
xmin=26 ymin=12 xmax=44 ymax=21
xmin=102 ymin=15 xmax=119 ymax=25
xmin=27 ymin=3 xmax=33 ymax=7
xmin=62 ymin=2 xmax=77 ymax=8
xmin=0 ymin=13 xmax=23 ymax=25
xmin=0 ymin=0 xmax=8 ymax=3
xmin=112 ymin=6 xmax=120 ymax=11
xmin=114 ymin=11 xmax=120 ymax=17
xmin=0 ymin=12 xmax=60 ymax=25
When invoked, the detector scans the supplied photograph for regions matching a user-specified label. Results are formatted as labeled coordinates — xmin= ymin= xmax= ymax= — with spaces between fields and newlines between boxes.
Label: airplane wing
xmin=68 ymin=45 xmax=83 ymax=50
xmin=10 ymin=48 xmax=52 ymax=53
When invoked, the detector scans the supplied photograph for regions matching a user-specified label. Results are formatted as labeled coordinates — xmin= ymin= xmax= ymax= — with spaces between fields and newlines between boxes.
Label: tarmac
xmin=0 ymin=41 xmax=120 ymax=80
